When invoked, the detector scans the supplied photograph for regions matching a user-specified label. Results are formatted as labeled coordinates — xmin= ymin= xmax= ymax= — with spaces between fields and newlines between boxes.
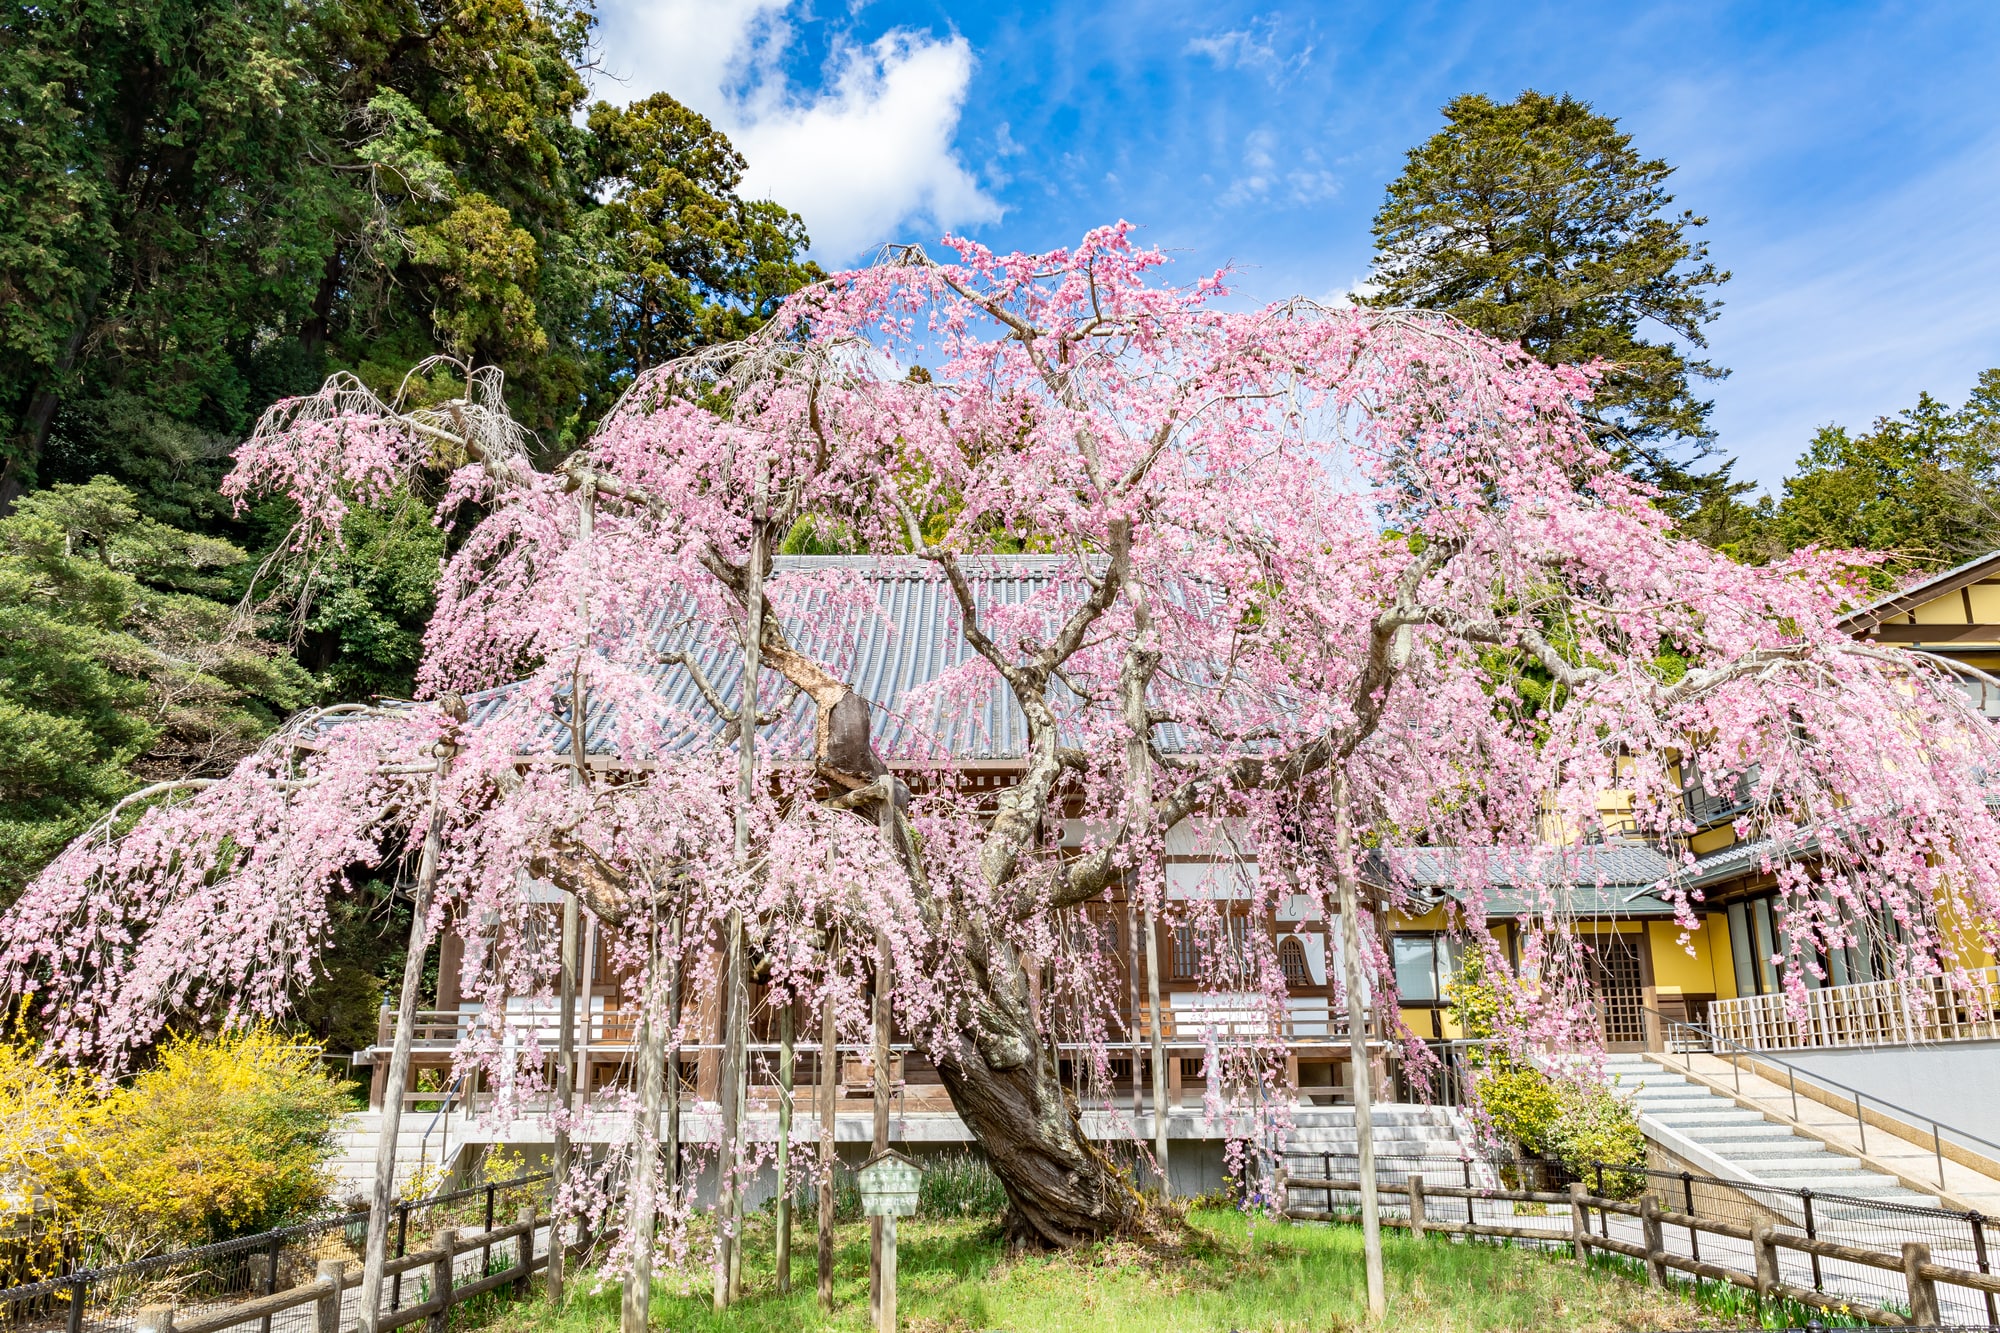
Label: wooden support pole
xmin=1407 ymin=1175 xmax=1426 ymax=1240
xmin=360 ymin=749 xmax=453 ymax=1333
xmin=869 ymin=924 xmax=892 ymax=1328
xmin=514 ymin=1205 xmax=534 ymax=1297
xmin=548 ymin=892 xmax=579 ymax=1304
xmin=426 ymin=1230 xmax=455 ymax=1333
xmin=623 ymin=931 xmax=670 ymax=1333
xmin=136 ymin=1306 xmax=174 ymax=1333
xmin=876 ymin=1214 xmax=899 ymax=1333
xmin=1903 ymin=1241 xmax=1941 ymax=1325
xmin=1751 ymin=1221 xmax=1778 ymax=1299
xmin=552 ymin=456 xmax=597 ymax=1306
xmin=1143 ymin=907 xmax=1170 ymax=1193
xmin=663 ymin=918 xmax=681 ymax=1244
xmin=1568 ymin=1183 xmax=1588 ymax=1264
xmin=818 ymin=960 xmax=839 ymax=1311
xmin=717 ymin=462 xmax=765 ymax=1311
xmin=777 ymin=1001 xmax=794 ymax=1294
xmin=1332 ymin=770 xmax=1384 ymax=1321
xmin=314 ymin=1261 xmax=344 ymax=1333
xmin=1640 ymin=1194 xmax=1666 ymax=1287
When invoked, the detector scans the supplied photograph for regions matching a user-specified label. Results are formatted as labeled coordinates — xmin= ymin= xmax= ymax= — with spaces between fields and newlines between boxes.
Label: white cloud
xmin=1185 ymin=15 xmax=1316 ymax=84
xmin=1218 ymin=127 xmax=1339 ymax=209
xmin=591 ymin=0 xmax=1001 ymax=265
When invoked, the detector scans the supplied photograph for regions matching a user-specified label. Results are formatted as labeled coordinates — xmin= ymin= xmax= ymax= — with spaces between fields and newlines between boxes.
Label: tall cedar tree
xmin=1367 ymin=91 xmax=1747 ymax=526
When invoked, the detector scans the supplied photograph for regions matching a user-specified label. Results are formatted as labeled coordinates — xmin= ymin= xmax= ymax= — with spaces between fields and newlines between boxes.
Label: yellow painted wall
xmin=1913 ymin=593 xmax=1971 ymax=625
xmin=1647 ymin=918 xmax=1722 ymax=995
xmin=1691 ymin=826 xmax=1738 ymax=855
xmin=1967 ymin=583 xmax=2000 ymax=620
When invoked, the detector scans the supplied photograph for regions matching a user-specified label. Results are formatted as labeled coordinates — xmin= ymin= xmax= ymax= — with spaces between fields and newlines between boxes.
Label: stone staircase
xmin=331 ymin=1109 xmax=476 ymax=1202
xmin=1604 ymin=1052 xmax=1939 ymax=1208
xmin=1285 ymin=1104 xmax=1502 ymax=1188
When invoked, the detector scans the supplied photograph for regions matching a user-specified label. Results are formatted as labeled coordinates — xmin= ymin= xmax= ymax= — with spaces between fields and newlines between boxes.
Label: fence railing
xmin=1709 ymin=966 xmax=2000 ymax=1052
xmin=0 ymin=1173 xmax=554 ymax=1333
xmin=1282 ymin=1152 xmax=2000 ymax=1327
xmin=124 ymin=1205 xmax=578 ymax=1333
xmin=369 ymin=1001 xmax=1390 ymax=1060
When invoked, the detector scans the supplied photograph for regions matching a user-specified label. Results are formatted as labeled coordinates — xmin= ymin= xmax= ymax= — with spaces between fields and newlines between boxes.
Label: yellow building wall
xmin=1647 ymin=917 xmax=1724 ymax=997
xmin=1967 ymin=584 xmax=2000 ymax=621
xmin=1690 ymin=826 xmax=1738 ymax=855
xmin=1912 ymin=593 xmax=1970 ymax=625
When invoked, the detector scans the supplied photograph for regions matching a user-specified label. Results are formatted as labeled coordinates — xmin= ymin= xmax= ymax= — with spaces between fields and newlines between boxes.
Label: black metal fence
xmin=0 ymin=1173 xmax=550 ymax=1333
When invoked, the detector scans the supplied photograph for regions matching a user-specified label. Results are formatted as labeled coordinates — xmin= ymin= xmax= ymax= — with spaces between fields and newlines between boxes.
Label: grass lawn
xmin=480 ymin=1209 xmax=1733 ymax=1332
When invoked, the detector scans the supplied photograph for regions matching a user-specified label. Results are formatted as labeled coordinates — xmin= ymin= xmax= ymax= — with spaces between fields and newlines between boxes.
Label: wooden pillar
xmin=1407 ymin=1174 xmax=1426 ymax=1240
xmin=1903 ymin=1241 xmax=1941 ymax=1324
xmin=314 ymin=1260 xmax=344 ymax=1333
xmin=1640 ymin=1194 xmax=1666 ymax=1287
xmin=548 ymin=893 xmax=579 ymax=1304
xmin=360 ymin=749 xmax=453 ymax=1333
xmin=425 ymin=1230 xmax=455 ymax=1333
xmin=818 ymin=967 xmax=839 ymax=1311
xmin=1751 ymin=1221 xmax=1778 ymax=1299
xmin=1568 ymin=1183 xmax=1588 ymax=1263
xmin=513 ymin=1205 xmax=534 ymax=1297
xmin=869 ymin=925 xmax=892 ymax=1328
xmin=1144 ymin=909 xmax=1171 ymax=1189
xmin=776 ymin=1002 xmax=794 ymax=1294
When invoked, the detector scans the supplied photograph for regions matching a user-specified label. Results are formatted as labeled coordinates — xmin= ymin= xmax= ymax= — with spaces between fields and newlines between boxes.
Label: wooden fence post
xmin=515 ymin=1205 xmax=536 ymax=1296
xmin=1751 ymin=1221 xmax=1778 ymax=1299
xmin=135 ymin=1305 xmax=175 ymax=1333
xmin=427 ymin=1230 xmax=456 ymax=1333
xmin=1640 ymin=1194 xmax=1666 ymax=1288
xmin=315 ymin=1260 xmax=345 ymax=1333
xmin=1407 ymin=1175 xmax=1426 ymax=1240
xmin=1568 ymin=1183 xmax=1588 ymax=1264
xmin=1902 ymin=1241 xmax=1941 ymax=1325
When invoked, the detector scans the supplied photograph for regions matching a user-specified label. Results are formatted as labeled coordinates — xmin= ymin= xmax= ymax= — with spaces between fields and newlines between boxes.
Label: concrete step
xmin=1670 ymin=1123 xmax=1800 ymax=1143
xmin=1606 ymin=1058 xmax=1940 ymax=1209
xmin=1646 ymin=1109 xmax=1775 ymax=1127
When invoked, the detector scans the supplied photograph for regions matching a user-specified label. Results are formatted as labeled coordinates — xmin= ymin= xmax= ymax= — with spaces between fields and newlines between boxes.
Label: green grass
xmin=484 ymin=1208 xmax=1734 ymax=1332
xmin=1584 ymin=1252 xmax=1881 ymax=1329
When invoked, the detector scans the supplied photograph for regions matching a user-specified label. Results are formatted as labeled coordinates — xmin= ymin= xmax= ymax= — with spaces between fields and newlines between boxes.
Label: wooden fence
xmin=1709 ymin=966 xmax=2000 ymax=1051
xmin=127 ymin=1207 xmax=573 ymax=1333
xmin=1284 ymin=1172 xmax=1997 ymax=1327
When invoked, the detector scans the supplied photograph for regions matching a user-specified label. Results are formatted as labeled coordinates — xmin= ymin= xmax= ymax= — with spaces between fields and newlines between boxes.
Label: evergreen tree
xmin=1777 ymin=370 xmax=2000 ymax=585
xmin=0 ymin=478 xmax=307 ymax=902
xmin=1368 ymin=91 xmax=1743 ymax=523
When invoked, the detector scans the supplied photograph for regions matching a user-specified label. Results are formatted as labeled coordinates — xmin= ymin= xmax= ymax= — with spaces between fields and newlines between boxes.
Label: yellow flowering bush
xmin=0 ymin=1027 xmax=346 ymax=1260
xmin=89 ymin=1029 xmax=346 ymax=1249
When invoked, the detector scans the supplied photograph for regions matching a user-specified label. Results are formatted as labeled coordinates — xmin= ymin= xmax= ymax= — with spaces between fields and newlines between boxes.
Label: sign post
xmin=857 ymin=1150 xmax=922 ymax=1333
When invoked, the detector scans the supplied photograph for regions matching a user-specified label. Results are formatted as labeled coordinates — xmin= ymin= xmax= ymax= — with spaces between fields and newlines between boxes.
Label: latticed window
xmin=1278 ymin=936 xmax=1310 ymax=987
xmin=1171 ymin=925 xmax=1198 ymax=979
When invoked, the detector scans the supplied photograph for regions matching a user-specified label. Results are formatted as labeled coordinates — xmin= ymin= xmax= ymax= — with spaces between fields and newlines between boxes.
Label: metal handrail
xmin=1647 ymin=1007 xmax=2000 ymax=1191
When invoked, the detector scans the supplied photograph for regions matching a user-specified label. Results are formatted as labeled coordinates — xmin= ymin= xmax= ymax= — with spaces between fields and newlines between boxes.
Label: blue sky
xmin=590 ymin=1 xmax=2000 ymax=494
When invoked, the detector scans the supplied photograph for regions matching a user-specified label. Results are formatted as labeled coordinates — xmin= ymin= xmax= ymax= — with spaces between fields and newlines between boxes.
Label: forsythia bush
xmin=1476 ymin=1062 xmax=1645 ymax=1186
xmin=0 ymin=1028 xmax=345 ymax=1259
xmin=1447 ymin=955 xmax=1646 ymax=1191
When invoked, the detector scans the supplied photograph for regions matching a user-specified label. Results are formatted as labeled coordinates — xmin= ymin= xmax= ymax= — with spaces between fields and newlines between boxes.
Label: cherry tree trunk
xmin=928 ymin=937 xmax=1138 ymax=1248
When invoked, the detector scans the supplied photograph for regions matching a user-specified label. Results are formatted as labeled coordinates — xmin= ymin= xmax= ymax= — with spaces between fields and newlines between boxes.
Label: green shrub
xmin=916 ymin=1150 xmax=1009 ymax=1218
